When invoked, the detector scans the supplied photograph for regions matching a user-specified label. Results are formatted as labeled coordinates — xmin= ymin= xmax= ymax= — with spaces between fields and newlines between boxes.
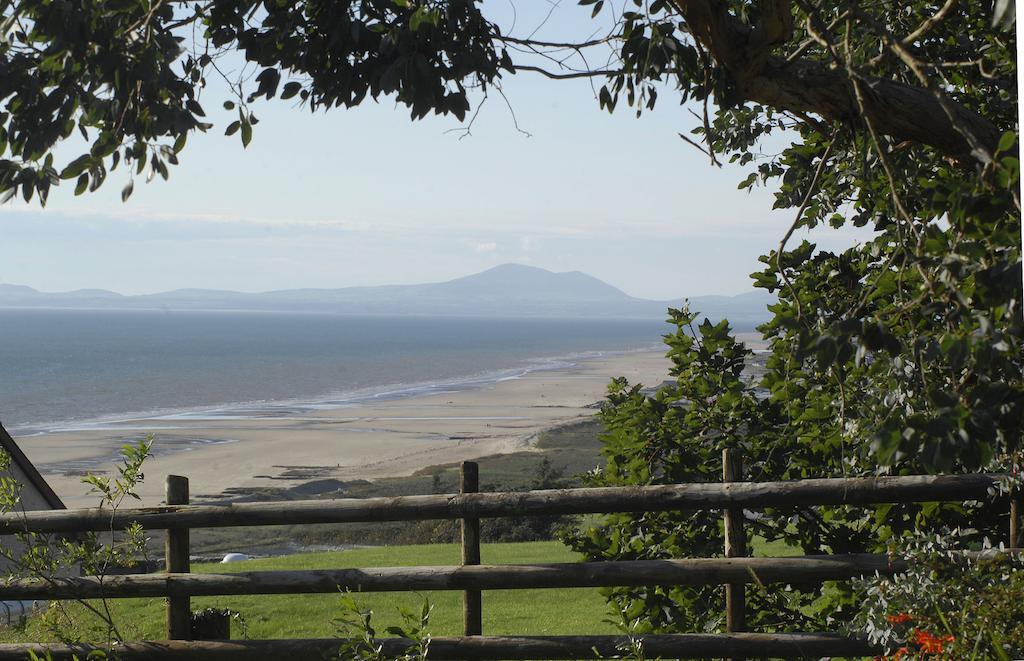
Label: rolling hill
xmin=0 ymin=264 xmax=773 ymax=325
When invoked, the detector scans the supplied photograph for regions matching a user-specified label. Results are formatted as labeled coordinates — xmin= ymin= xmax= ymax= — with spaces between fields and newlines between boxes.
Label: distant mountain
xmin=0 ymin=264 xmax=774 ymax=326
xmin=0 ymin=284 xmax=124 ymax=308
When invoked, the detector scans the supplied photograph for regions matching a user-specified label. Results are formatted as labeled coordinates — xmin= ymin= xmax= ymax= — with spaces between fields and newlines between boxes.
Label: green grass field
xmin=0 ymin=542 xmax=623 ymax=643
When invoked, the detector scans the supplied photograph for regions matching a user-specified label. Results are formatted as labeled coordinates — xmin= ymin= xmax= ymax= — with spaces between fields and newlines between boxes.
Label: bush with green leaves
xmin=564 ymin=307 xmax=1017 ymax=634
xmin=852 ymin=530 xmax=1024 ymax=660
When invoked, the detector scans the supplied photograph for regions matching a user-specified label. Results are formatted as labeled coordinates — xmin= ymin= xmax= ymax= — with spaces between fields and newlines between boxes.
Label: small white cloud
xmin=472 ymin=241 xmax=498 ymax=253
xmin=520 ymin=235 xmax=536 ymax=252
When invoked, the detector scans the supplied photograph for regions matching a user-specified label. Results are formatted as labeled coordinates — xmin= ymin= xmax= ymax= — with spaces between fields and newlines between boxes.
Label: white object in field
xmin=221 ymin=553 xmax=250 ymax=563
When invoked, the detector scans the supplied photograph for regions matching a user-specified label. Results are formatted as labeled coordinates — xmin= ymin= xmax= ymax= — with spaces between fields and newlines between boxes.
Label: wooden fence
xmin=0 ymin=453 xmax=1018 ymax=660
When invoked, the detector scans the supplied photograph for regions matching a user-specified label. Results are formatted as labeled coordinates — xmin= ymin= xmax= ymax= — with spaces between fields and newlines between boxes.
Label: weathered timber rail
xmin=0 ymin=473 xmax=1000 ymax=534
xmin=0 ymin=554 xmax=907 ymax=600
xmin=0 ymin=633 xmax=881 ymax=660
xmin=0 ymin=459 xmax=1018 ymax=660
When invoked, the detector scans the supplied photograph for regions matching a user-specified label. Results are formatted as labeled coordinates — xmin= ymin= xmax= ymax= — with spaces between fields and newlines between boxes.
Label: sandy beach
xmin=16 ymin=351 xmax=672 ymax=509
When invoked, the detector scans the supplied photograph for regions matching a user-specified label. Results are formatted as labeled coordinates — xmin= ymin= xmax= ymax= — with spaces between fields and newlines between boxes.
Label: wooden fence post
xmin=1011 ymin=486 xmax=1021 ymax=549
xmin=461 ymin=461 xmax=482 ymax=636
xmin=723 ymin=449 xmax=747 ymax=635
xmin=165 ymin=475 xmax=191 ymax=640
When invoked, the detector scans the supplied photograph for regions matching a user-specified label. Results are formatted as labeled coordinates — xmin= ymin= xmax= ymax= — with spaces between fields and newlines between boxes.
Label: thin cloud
xmin=472 ymin=241 xmax=498 ymax=253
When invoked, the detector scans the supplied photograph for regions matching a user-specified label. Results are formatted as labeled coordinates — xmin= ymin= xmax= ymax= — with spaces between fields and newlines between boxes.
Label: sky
xmin=0 ymin=2 xmax=870 ymax=300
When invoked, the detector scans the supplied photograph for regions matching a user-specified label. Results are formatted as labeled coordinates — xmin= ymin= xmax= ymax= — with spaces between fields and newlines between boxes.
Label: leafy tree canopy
xmin=0 ymin=1 xmax=1016 ymax=202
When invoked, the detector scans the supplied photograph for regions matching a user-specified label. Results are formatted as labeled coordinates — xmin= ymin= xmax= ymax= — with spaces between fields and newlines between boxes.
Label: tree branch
xmin=495 ymin=35 xmax=613 ymax=50
xmin=902 ymin=0 xmax=958 ymax=45
xmin=665 ymin=0 xmax=1001 ymax=162
xmin=513 ymin=64 xmax=621 ymax=80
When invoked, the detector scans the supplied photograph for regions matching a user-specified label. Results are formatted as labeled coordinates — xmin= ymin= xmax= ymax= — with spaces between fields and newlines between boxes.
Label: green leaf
xmin=997 ymin=131 xmax=1017 ymax=154
xmin=185 ymin=99 xmax=206 ymax=117
xmin=240 ymin=120 xmax=252 ymax=148
xmin=60 ymin=154 xmax=92 ymax=179
xmin=871 ymin=427 xmax=902 ymax=465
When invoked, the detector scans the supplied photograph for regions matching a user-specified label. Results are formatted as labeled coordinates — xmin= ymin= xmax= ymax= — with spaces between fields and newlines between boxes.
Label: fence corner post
xmin=723 ymin=449 xmax=747 ymax=638
xmin=165 ymin=474 xmax=191 ymax=640
xmin=460 ymin=461 xmax=482 ymax=636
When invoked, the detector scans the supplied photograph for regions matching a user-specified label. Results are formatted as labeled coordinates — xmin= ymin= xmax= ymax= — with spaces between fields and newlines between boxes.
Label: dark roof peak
xmin=0 ymin=422 xmax=65 ymax=510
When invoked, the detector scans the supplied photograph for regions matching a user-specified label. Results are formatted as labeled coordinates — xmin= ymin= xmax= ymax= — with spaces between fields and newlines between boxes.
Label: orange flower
xmin=887 ymin=613 xmax=913 ymax=624
xmin=912 ymin=629 xmax=955 ymax=654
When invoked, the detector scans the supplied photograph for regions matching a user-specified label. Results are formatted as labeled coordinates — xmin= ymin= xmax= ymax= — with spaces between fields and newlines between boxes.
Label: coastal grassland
xmin=189 ymin=417 xmax=607 ymax=554
xmin=185 ymin=417 xmax=807 ymax=555
xmin=0 ymin=542 xmax=619 ymax=642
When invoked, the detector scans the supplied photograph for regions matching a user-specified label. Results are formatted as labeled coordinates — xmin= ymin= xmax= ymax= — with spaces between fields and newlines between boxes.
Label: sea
xmin=0 ymin=309 xmax=668 ymax=435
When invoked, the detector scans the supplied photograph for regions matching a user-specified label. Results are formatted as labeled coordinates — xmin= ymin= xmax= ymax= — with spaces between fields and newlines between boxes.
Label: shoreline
xmin=8 ymin=346 xmax=662 ymax=437
xmin=17 ymin=350 xmax=673 ymax=509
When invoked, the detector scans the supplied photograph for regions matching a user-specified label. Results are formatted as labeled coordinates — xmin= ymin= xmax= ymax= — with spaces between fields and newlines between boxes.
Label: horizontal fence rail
xmin=0 ymin=554 xmax=907 ymax=601
xmin=2 ymin=459 xmax=1017 ymax=660
xmin=0 ymin=473 xmax=1000 ymax=534
xmin=0 ymin=633 xmax=882 ymax=660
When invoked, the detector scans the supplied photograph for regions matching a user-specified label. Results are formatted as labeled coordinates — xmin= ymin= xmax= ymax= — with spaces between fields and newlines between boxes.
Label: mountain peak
xmin=482 ymin=263 xmax=548 ymax=274
xmin=444 ymin=264 xmax=634 ymax=302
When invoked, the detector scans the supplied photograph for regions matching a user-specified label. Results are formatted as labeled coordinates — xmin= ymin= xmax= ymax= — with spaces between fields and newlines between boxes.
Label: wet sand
xmin=16 ymin=351 xmax=672 ymax=509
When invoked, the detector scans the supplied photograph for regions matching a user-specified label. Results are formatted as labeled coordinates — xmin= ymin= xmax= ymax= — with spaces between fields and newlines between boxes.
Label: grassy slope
xmin=3 ymin=537 xmax=805 ymax=643
xmin=1 ymin=542 xmax=621 ymax=642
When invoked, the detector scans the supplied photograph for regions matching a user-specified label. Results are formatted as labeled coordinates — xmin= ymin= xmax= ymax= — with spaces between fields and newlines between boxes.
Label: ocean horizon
xmin=1 ymin=308 xmax=668 ymax=435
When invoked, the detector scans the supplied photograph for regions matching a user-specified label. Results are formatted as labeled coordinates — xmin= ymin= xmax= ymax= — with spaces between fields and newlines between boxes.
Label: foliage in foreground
xmin=854 ymin=531 xmax=1024 ymax=660
xmin=1 ymin=439 xmax=153 ymax=648
xmin=333 ymin=594 xmax=433 ymax=661
xmin=565 ymin=306 xmax=1020 ymax=634
xmin=332 ymin=594 xmax=651 ymax=661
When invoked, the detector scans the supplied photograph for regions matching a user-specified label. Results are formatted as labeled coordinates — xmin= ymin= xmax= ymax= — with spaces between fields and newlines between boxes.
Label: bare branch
xmin=513 ymin=64 xmax=621 ymax=79
xmin=776 ymin=130 xmax=839 ymax=321
xmin=495 ymin=35 xmax=614 ymax=50
xmin=902 ymin=0 xmax=958 ymax=45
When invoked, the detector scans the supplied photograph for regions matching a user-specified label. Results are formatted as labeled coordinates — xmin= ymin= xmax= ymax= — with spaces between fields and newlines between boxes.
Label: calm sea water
xmin=0 ymin=309 xmax=667 ymax=433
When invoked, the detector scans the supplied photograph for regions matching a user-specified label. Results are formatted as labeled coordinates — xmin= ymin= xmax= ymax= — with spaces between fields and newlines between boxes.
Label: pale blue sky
xmin=0 ymin=2 xmax=867 ymax=300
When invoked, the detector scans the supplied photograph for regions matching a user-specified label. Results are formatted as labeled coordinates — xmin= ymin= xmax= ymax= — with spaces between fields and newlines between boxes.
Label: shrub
xmin=853 ymin=529 xmax=1024 ymax=659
